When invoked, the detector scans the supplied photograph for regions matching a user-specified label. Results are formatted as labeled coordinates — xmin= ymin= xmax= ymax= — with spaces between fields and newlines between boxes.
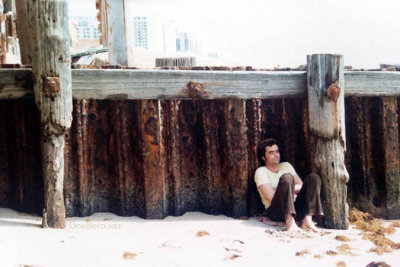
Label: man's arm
xmin=258 ymin=183 xmax=275 ymax=202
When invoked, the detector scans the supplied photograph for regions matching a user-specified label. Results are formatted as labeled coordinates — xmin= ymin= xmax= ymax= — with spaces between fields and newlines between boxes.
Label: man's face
xmin=263 ymin=145 xmax=280 ymax=166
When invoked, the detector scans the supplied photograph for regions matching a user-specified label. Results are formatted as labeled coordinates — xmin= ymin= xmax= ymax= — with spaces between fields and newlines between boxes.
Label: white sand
xmin=0 ymin=208 xmax=399 ymax=267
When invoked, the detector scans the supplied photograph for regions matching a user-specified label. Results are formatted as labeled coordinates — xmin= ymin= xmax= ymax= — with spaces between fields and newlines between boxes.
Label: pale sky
xmin=70 ymin=0 xmax=400 ymax=68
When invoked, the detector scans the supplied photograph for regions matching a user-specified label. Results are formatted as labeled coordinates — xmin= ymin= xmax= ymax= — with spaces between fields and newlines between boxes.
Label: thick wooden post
xmin=16 ymin=1 xmax=72 ymax=228
xmin=307 ymin=54 xmax=349 ymax=229
xmin=98 ymin=0 xmax=128 ymax=66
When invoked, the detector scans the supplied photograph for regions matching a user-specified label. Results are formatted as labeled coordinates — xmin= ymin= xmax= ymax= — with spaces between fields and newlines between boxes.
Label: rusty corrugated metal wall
xmin=0 ymin=97 xmax=397 ymax=218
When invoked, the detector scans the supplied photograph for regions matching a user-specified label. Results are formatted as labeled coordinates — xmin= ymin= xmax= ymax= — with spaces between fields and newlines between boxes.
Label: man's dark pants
xmin=265 ymin=173 xmax=323 ymax=222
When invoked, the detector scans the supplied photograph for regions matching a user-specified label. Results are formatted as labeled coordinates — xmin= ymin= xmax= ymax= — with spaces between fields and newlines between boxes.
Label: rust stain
xmin=1 ymin=96 xmax=399 ymax=220
xmin=325 ymin=83 xmax=341 ymax=138
xmin=187 ymin=81 xmax=210 ymax=99
xmin=43 ymin=76 xmax=60 ymax=93
xmin=327 ymin=83 xmax=341 ymax=102
xmin=75 ymin=99 xmax=88 ymax=215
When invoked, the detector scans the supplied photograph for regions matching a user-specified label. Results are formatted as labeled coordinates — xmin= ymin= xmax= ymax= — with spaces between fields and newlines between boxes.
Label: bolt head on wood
xmin=43 ymin=76 xmax=60 ymax=93
xmin=187 ymin=81 xmax=205 ymax=99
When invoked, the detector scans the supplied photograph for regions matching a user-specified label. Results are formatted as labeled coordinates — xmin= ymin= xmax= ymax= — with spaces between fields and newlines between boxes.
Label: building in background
xmin=127 ymin=14 xmax=218 ymax=68
xmin=68 ymin=0 xmax=221 ymax=69
xmin=70 ymin=16 xmax=100 ymax=50
xmin=133 ymin=17 xmax=148 ymax=49
xmin=175 ymin=31 xmax=199 ymax=54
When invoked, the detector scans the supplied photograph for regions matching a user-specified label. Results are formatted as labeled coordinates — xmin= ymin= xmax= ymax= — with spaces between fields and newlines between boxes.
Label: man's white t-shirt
xmin=254 ymin=162 xmax=298 ymax=209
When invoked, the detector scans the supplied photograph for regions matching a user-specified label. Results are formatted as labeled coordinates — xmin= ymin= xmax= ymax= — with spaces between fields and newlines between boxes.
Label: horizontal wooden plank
xmin=1 ymin=69 xmax=400 ymax=99
xmin=345 ymin=71 xmax=400 ymax=96
xmin=72 ymin=69 xmax=307 ymax=99
xmin=0 ymin=69 xmax=33 ymax=99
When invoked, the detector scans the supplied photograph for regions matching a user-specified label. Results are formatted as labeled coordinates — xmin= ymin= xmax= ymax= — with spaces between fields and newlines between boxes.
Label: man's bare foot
xmin=285 ymin=215 xmax=300 ymax=232
xmin=301 ymin=215 xmax=319 ymax=232
xmin=261 ymin=216 xmax=286 ymax=227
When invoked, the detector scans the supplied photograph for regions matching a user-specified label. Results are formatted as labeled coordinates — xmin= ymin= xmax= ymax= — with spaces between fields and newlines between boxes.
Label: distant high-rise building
xmin=133 ymin=17 xmax=148 ymax=49
xmin=126 ymin=13 xmax=218 ymax=68
xmin=175 ymin=31 xmax=197 ymax=53
xmin=72 ymin=16 xmax=100 ymax=40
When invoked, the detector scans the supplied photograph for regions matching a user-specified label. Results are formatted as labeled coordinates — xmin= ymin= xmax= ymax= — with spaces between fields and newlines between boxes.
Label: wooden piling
xmin=307 ymin=54 xmax=349 ymax=229
xmin=16 ymin=0 xmax=72 ymax=228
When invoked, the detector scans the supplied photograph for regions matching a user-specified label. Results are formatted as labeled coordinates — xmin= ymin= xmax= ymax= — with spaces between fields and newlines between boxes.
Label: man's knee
xmin=306 ymin=173 xmax=321 ymax=185
xmin=280 ymin=173 xmax=295 ymax=185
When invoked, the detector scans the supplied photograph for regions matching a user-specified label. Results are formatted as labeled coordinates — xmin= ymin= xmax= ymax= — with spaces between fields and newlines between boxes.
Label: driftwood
xmin=16 ymin=0 xmax=72 ymax=228
xmin=307 ymin=54 xmax=349 ymax=229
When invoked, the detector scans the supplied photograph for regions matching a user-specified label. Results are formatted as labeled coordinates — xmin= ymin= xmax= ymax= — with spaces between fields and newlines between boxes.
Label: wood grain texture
xmin=0 ymin=69 xmax=33 ymax=98
xmin=345 ymin=72 xmax=400 ymax=96
xmin=15 ymin=3 xmax=31 ymax=64
xmin=2 ymin=69 xmax=400 ymax=100
xmin=307 ymin=54 xmax=349 ymax=229
xmin=71 ymin=70 xmax=307 ymax=99
xmin=99 ymin=0 xmax=128 ymax=66
xmin=17 ymin=0 xmax=72 ymax=228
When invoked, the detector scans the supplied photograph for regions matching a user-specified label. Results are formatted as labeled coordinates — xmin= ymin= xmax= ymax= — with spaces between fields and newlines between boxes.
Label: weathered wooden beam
xmin=71 ymin=70 xmax=307 ymax=99
xmin=98 ymin=0 xmax=128 ymax=66
xmin=307 ymin=54 xmax=349 ymax=229
xmin=345 ymin=71 xmax=400 ymax=96
xmin=15 ymin=4 xmax=31 ymax=65
xmin=0 ymin=69 xmax=33 ymax=98
xmin=380 ymin=97 xmax=400 ymax=219
xmin=2 ymin=69 xmax=400 ymax=99
xmin=17 ymin=0 xmax=73 ymax=228
xmin=1 ymin=69 xmax=305 ymax=99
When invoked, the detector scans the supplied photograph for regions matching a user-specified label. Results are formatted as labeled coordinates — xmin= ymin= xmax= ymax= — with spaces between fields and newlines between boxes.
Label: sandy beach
xmin=0 ymin=207 xmax=399 ymax=267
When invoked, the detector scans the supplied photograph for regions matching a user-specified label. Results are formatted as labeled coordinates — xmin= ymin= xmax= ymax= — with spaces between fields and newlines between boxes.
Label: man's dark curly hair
xmin=257 ymin=138 xmax=280 ymax=166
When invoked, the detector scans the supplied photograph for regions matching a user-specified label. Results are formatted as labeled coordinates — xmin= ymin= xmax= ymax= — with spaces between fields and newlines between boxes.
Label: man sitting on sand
xmin=254 ymin=138 xmax=324 ymax=232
